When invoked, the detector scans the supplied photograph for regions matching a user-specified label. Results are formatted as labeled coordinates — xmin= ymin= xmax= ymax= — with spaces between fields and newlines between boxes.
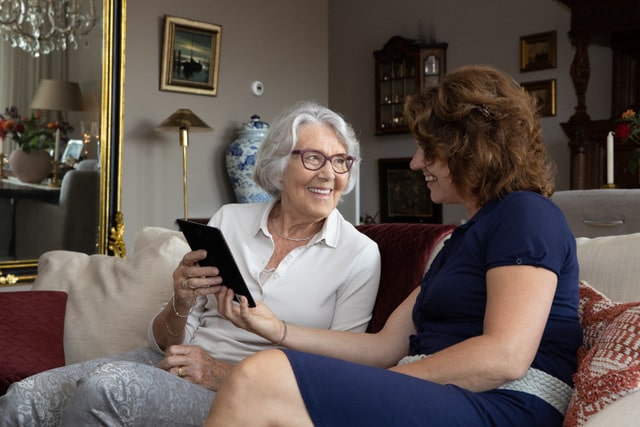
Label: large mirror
xmin=0 ymin=0 xmax=125 ymax=284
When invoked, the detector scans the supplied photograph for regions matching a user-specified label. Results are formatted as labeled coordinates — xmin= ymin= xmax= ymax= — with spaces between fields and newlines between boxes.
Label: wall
xmin=120 ymin=0 xmax=614 ymax=249
xmin=121 ymin=0 xmax=329 ymax=248
xmin=328 ymin=0 xmax=612 ymax=225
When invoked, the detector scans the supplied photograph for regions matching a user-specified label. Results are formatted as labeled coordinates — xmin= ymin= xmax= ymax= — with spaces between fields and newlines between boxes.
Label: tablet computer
xmin=177 ymin=219 xmax=256 ymax=307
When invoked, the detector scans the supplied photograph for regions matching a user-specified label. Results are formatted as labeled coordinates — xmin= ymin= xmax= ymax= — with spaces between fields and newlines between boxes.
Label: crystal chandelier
xmin=0 ymin=0 xmax=96 ymax=57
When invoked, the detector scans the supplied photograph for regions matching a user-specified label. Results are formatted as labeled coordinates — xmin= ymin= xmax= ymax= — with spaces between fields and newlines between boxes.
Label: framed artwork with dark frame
xmin=378 ymin=158 xmax=442 ymax=223
xmin=521 ymin=79 xmax=556 ymax=117
xmin=520 ymin=31 xmax=556 ymax=72
xmin=160 ymin=15 xmax=222 ymax=96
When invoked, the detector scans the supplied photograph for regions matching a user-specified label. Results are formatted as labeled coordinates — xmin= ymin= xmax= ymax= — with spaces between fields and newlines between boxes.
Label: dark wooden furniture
xmin=1 ymin=179 xmax=60 ymax=259
xmin=373 ymin=36 xmax=447 ymax=135
xmin=559 ymin=0 xmax=640 ymax=189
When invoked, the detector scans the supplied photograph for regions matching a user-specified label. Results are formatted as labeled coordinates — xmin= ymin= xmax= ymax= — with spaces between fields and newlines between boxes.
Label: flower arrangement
xmin=0 ymin=106 xmax=73 ymax=153
xmin=614 ymin=109 xmax=640 ymax=175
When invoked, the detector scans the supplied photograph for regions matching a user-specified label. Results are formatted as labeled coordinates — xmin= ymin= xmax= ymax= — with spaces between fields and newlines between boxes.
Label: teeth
xmin=425 ymin=176 xmax=435 ymax=182
xmin=310 ymin=188 xmax=331 ymax=195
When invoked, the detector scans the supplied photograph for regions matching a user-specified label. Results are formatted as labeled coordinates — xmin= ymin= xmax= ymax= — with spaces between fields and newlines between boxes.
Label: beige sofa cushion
xmin=576 ymin=232 xmax=640 ymax=303
xmin=31 ymin=227 xmax=189 ymax=365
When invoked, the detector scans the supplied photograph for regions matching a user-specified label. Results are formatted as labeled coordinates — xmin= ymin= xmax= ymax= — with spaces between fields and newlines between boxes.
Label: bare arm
xmin=152 ymin=250 xmax=222 ymax=350
xmin=216 ymin=286 xmax=420 ymax=368
xmin=389 ymin=265 xmax=557 ymax=391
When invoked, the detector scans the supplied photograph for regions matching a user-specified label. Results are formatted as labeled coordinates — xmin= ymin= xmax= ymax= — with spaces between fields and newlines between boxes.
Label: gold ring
xmin=178 ymin=366 xmax=184 ymax=377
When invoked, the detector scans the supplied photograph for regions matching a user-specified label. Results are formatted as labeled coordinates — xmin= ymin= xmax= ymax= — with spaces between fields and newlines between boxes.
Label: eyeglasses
xmin=291 ymin=149 xmax=356 ymax=174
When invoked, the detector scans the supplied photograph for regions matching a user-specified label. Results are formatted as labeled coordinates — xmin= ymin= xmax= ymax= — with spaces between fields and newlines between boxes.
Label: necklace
xmin=269 ymin=218 xmax=315 ymax=242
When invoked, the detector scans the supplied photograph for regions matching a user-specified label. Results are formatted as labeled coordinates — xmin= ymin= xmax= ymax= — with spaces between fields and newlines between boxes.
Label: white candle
xmin=54 ymin=128 xmax=61 ymax=161
xmin=606 ymin=131 xmax=614 ymax=185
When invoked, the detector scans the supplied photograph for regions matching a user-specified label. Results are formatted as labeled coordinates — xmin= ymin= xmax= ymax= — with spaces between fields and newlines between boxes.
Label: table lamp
xmin=30 ymin=79 xmax=87 ymax=185
xmin=156 ymin=109 xmax=213 ymax=220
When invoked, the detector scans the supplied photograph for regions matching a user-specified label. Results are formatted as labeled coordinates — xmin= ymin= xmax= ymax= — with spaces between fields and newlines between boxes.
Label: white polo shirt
xmin=148 ymin=200 xmax=381 ymax=363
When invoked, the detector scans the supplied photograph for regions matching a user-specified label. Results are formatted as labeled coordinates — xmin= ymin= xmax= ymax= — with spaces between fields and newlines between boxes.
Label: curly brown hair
xmin=404 ymin=65 xmax=555 ymax=205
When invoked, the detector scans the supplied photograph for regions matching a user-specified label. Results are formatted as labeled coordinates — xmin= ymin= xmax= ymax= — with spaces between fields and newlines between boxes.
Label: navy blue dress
xmin=283 ymin=192 xmax=582 ymax=426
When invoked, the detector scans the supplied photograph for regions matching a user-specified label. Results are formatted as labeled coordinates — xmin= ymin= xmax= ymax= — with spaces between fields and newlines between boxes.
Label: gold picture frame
xmin=520 ymin=31 xmax=556 ymax=72
xmin=521 ymin=79 xmax=556 ymax=117
xmin=160 ymin=15 xmax=222 ymax=96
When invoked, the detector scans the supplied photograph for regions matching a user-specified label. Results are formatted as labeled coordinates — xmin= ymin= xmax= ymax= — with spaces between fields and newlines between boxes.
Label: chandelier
xmin=0 ymin=0 xmax=96 ymax=57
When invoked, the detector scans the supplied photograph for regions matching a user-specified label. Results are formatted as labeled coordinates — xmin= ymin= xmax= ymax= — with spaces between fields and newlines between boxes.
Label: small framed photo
xmin=378 ymin=158 xmax=442 ymax=224
xmin=160 ymin=15 xmax=222 ymax=96
xmin=520 ymin=31 xmax=556 ymax=72
xmin=521 ymin=79 xmax=556 ymax=117
xmin=61 ymin=139 xmax=84 ymax=162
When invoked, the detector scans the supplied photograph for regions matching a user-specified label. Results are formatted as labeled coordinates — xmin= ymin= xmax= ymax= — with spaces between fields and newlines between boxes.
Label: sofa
xmin=1 ymin=217 xmax=640 ymax=426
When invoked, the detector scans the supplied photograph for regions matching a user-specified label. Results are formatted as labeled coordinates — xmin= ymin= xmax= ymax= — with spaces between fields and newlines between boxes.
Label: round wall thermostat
xmin=251 ymin=81 xmax=264 ymax=96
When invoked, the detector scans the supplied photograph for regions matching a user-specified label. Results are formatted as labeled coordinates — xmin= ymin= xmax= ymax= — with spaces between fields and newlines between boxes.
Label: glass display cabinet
xmin=374 ymin=36 xmax=447 ymax=135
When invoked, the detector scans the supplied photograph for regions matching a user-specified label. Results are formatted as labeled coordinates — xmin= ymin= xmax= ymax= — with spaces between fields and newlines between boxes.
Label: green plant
xmin=0 ymin=106 xmax=73 ymax=153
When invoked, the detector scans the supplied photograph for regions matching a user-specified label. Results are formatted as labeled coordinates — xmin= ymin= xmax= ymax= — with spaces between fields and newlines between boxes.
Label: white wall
xmin=121 ymin=0 xmax=329 ymax=248
xmin=328 ymin=0 xmax=612 ymax=225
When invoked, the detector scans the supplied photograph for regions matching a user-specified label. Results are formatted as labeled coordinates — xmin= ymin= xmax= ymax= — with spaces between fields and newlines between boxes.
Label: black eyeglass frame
xmin=291 ymin=149 xmax=357 ymax=174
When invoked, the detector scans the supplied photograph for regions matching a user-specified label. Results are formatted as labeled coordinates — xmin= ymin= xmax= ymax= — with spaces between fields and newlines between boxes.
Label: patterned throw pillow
xmin=563 ymin=281 xmax=640 ymax=427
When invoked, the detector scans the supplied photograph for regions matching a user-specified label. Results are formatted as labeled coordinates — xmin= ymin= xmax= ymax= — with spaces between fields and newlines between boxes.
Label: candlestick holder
xmin=601 ymin=183 xmax=617 ymax=189
xmin=49 ymin=160 xmax=61 ymax=187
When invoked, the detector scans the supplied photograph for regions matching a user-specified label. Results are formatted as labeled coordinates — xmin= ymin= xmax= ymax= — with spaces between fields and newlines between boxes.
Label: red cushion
xmin=357 ymin=223 xmax=455 ymax=333
xmin=563 ymin=281 xmax=640 ymax=427
xmin=0 ymin=290 xmax=67 ymax=395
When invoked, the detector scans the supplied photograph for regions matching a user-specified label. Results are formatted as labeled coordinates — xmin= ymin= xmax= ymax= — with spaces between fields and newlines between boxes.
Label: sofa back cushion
xmin=357 ymin=223 xmax=455 ymax=333
xmin=575 ymin=232 xmax=640 ymax=303
xmin=31 ymin=227 xmax=189 ymax=364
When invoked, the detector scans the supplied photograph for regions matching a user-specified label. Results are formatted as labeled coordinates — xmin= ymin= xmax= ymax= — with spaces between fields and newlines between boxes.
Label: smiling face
xmin=410 ymin=144 xmax=479 ymax=218
xmin=280 ymin=123 xmax=349 ymax=223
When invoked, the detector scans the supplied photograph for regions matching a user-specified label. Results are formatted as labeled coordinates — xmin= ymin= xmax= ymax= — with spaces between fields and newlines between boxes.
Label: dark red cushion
xmin=0 ymin=290 xmax=67 ymax=395
xmin=357 ymin=223 xmax=455 ymax=333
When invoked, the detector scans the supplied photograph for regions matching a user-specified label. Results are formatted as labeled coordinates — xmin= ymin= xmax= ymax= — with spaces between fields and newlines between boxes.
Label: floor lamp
xmin=156 ymin=109 xmax=212 ymax=220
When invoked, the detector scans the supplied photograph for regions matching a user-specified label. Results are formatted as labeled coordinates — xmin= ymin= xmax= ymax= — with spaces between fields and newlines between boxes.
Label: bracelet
xmin=172 ymin=291 xmax=194 ymax=318
xmin=274 ymin=320 xmax=287 ymax=346
xmin=164 ymin=318 xmax=182 ymax=337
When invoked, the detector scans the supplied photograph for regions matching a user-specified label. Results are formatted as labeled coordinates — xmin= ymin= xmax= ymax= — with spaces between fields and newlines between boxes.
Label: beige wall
xmin=120 ymin=0 xmax=329 ymax=247
xmin=328 ymin=0 xmax=612 ymax=225
xmin=119 ymin=0 xmax=614 ymax=248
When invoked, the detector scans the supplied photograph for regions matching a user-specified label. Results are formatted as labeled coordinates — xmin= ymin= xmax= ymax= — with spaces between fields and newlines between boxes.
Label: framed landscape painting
xmin=160 ymin=16 xmax=222 ymax=96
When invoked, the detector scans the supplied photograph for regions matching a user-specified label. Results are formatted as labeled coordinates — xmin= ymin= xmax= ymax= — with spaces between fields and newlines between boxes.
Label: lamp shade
xmin=156 ymin=109 xmax=213 ymax=132
xmin=29 ymin=79 xmax=87 ymax=112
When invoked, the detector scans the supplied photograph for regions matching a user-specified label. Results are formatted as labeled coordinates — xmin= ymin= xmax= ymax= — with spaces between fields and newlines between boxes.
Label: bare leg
xmin=205 ymin=349 xmax=313 ymax=427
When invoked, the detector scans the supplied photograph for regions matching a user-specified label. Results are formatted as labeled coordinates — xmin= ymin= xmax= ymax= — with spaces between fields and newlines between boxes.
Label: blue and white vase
xmin=226 ymin=115 xmax=273 ymax=203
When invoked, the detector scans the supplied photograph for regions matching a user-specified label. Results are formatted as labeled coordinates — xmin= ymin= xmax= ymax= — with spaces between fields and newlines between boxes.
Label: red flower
xmin=615 ymin=122 xmax=630 ymax=139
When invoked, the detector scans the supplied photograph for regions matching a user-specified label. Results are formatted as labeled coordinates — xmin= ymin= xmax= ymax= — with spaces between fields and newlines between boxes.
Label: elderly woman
xmin=0 ymin=101 xmax=381 ymax=426
xmin=205 ymin=65 xmax=582 ymax=427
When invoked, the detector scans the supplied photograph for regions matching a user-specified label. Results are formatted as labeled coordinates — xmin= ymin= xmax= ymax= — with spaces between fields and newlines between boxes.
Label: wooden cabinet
xmin=559 ymin=0 xmax=640 ymax=188
xmin=374 ymin=36 xmax=447 ymax=135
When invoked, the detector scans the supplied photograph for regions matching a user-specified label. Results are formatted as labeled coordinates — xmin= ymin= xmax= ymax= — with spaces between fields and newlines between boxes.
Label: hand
xmin=158 ymin=344 xmax=233 ymax=391
xmin=215 ymin=286 xmax=285 ymax=344
xmin=173 ymin=250 xmax=223 ymax=309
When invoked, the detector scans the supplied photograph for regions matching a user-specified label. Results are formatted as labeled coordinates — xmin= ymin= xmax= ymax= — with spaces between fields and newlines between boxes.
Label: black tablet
xmin=177 ymin=219 xmax=256 ymax=307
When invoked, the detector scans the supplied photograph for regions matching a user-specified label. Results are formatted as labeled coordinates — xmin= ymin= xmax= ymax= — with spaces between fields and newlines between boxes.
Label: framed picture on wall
xmin=378 ymin=158 xmax=442 ymax=223
xmin=521 ymin=79 xmax=556 ymax=117
xmin=520 ymin=31 xmax=556 ymax=72
xmin=160 ymin=15 xmax=222 ymax=96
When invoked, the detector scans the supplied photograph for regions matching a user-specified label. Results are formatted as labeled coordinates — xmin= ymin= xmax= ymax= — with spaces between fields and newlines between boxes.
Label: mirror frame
xmin=0 ymin=0 xmax=127 ymax=284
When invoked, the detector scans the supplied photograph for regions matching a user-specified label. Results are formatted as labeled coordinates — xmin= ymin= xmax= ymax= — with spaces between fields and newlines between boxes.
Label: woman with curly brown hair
xmin=205 ymin=65 xmax=581 ymax=426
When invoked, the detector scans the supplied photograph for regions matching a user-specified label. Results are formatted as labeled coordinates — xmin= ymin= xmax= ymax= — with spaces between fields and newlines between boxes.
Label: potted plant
xmin=0 ymin=106 xmax=72 ymax=183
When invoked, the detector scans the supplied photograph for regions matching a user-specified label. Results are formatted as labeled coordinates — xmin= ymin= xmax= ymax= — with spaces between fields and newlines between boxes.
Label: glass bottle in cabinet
xmin=374 ymin=36 xmax=447 ymax=135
